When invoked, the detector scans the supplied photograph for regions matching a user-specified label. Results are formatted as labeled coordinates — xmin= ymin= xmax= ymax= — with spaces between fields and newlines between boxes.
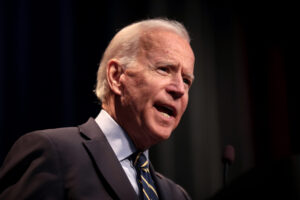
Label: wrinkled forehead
xmin=138 ymin=29 xmax=194 ymax=67
xmin=139 ymin=29 xmax=193 ymax=56
xmin=139 ymin=29 xmax=189 ymax=49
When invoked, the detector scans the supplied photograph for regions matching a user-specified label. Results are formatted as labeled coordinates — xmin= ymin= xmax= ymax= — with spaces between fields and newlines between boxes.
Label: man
xmin=0 ymin=18 xmax=194 ymax=199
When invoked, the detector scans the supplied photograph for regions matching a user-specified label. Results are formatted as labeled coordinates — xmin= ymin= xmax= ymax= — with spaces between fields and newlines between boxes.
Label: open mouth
xmin=154 ymin=103 xmax=176 ymax=118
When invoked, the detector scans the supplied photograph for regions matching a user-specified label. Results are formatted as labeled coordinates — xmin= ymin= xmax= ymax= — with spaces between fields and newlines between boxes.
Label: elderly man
xmin=0 ymin=18 xmax=194 ymax=200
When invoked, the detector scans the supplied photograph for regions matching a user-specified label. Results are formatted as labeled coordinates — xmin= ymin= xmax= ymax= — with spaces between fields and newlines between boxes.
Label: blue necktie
xmin=134 ymin=152 xmax=159 ymax=200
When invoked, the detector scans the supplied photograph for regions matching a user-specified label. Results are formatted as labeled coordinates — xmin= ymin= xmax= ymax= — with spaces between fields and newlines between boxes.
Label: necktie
xmin=134 ymin=152 xmax=159 ymax=200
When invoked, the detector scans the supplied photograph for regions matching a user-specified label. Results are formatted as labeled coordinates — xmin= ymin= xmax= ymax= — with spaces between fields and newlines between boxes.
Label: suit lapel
xmin=149 ymin=163 xmax=168 ymax=200
xmin=79 ymin=118 xmax=137 ymax=200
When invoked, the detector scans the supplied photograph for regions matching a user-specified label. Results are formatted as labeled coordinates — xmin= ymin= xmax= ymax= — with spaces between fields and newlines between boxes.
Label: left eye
xmin=183 ymin=78 xmax=191 ymax=86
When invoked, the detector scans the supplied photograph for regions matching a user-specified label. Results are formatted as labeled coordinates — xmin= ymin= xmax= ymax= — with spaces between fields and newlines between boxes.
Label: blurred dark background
xmin=0 ymin=0 xmax=298 ymax=199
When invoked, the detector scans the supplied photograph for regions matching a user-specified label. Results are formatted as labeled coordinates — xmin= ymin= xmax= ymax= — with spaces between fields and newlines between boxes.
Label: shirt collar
xmin=95 ymin=109 xmax=148 ymax=161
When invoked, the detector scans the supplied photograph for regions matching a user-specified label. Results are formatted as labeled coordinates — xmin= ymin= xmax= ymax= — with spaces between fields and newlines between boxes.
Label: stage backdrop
xmin=0 ymin=0 xmax=298 ymax=199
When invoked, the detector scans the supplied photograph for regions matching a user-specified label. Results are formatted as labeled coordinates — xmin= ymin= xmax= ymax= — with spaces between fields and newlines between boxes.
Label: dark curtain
xmin=0 ymin=0 xmax=298 ymax=199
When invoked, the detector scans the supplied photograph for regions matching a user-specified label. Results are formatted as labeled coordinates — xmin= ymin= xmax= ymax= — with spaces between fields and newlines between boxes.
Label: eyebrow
xmin=185 ymin=74 xmax=195 ymax=81
xmin=155 ymin=61 xmax=194 ymax=80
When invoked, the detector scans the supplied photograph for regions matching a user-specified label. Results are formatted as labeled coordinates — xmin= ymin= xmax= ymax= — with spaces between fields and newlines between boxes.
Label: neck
xmin=102 ymin=95 xmax=117 ymax=120
xmin=102 ymin=95 xmax=155 ymax=151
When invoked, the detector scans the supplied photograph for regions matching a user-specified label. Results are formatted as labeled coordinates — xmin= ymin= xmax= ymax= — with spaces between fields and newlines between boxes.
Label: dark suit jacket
xmin=0 ymin=118 xmax=191 ymax=200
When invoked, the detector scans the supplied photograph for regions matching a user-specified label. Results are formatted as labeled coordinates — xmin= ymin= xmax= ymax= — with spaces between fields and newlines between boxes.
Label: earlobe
xmin=106 ymin=59 xmax=123 ymax=96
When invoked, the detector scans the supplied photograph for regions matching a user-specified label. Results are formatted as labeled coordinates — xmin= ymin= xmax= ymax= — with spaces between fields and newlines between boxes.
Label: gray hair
xmin=95 ymin=18 xmax=191 ymax=102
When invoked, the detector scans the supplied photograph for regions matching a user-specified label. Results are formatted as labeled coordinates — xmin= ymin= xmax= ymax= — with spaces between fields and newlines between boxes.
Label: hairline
xmin=95 ymin=19 xmax=191 ymax=103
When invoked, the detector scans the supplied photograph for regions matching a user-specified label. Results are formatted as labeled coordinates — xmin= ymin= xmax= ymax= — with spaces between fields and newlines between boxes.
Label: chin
xmin=150 ymin=127 xmax=173 ymax=141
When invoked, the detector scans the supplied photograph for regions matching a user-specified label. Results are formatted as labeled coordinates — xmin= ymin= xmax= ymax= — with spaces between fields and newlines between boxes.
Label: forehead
xmin=138 ymin=30 xmax=195 ymax=71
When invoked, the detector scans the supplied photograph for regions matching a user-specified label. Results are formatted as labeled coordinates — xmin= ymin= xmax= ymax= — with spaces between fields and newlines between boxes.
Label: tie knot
xmin=133 ymin=152 xmax=148 ymax=169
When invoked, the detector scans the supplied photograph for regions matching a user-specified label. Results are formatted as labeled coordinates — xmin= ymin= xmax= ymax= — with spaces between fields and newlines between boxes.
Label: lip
xmin=153 ymin=101 xmax=178 ymax=118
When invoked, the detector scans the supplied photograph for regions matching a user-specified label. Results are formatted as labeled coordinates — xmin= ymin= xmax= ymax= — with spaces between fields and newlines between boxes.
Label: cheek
xmin=121 ymin=80 xmax=153 ymax=110
xmin=180 ymin=95 xmax=189 ymax=114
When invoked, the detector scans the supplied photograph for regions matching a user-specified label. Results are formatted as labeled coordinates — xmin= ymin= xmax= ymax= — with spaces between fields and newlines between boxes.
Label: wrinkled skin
xmin=106 ymin=29 xmax=195 ymax=150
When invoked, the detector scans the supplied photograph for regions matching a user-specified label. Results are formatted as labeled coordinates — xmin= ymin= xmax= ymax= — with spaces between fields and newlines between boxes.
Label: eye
xmin=157 ymin=66 xmax=170 ymax=74
xmin=183 ymin=78 xmax=192 ymax=87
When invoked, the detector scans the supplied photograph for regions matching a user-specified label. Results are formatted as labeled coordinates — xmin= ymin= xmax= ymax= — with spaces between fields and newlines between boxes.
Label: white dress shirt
xmin=95 ymin=109 xmax=149 ymax=195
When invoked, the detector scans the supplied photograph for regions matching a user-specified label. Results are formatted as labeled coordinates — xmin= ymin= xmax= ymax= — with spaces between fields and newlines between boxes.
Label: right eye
xmin=157 ymin=66 xmax=169 ymax=74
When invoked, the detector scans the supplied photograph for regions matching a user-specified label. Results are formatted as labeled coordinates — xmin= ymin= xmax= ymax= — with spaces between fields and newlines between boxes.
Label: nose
xmin=166 ymin=75 xmax=185 ymax=99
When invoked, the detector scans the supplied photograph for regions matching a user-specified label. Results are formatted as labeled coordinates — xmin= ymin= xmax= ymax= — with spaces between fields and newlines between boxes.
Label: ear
xmin=106 ymin=59 xmax=123 ymax=96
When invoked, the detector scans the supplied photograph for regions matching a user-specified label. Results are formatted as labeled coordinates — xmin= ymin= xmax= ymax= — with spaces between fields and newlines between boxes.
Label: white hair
xmin=95 ymin=18 xmax=191 ymax=102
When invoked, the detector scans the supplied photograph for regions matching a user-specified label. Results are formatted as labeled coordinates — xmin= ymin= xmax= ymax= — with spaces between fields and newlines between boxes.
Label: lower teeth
xmin=162 ymin=112 xmax=170 ymax=118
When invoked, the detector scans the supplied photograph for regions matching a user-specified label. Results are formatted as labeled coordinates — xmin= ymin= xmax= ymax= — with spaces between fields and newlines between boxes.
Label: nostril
xmin=166 ymin=86 xmax=184 ymax=99
xmin=172 ymin=91 xmax=184 ymax=99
